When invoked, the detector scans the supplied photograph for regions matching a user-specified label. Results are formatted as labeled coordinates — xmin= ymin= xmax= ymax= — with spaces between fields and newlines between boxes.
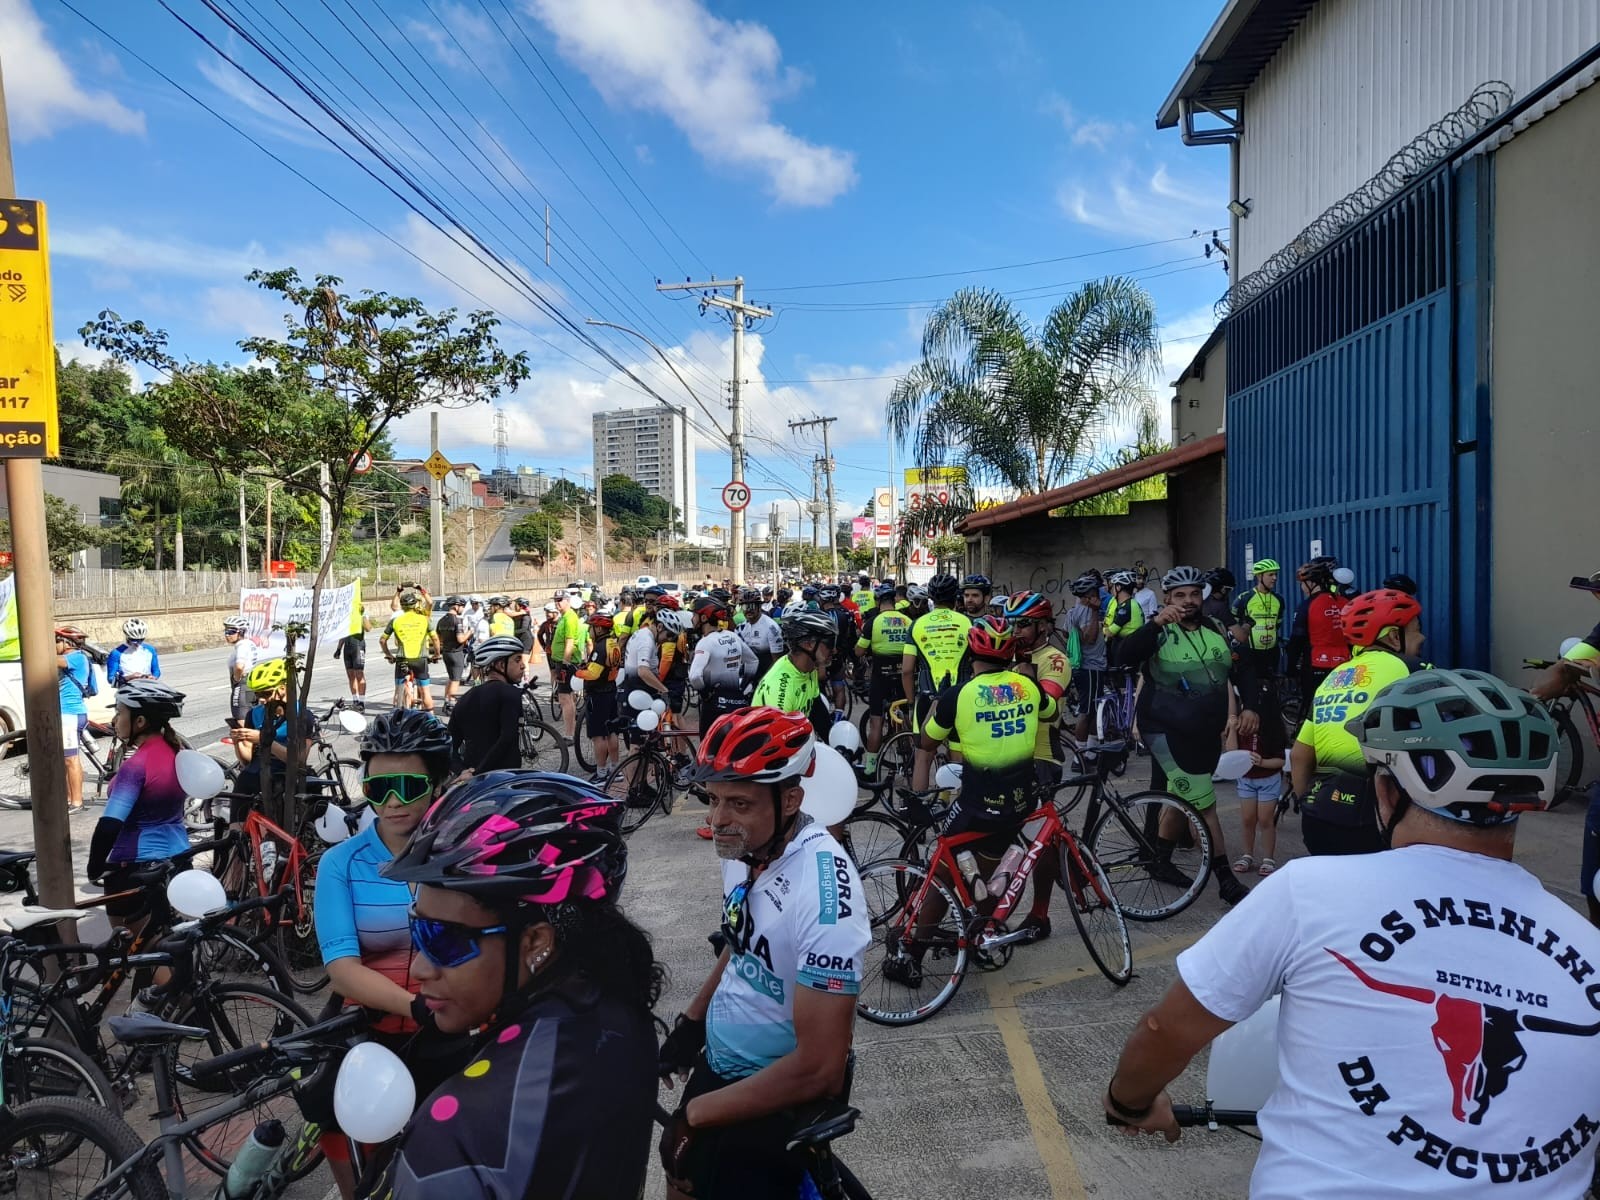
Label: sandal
xmin=1258 ymin=857 xmax=1278 ymax=876
xmin=1232 ymin=854 xmax=1255 ymax=873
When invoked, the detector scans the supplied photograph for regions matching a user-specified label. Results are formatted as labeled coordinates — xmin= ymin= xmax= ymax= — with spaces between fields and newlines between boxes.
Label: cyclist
xmin=1100 ymin=670 xmax=1597 ymax=1200
xmin=536 ymin=600 xmax=558 ymax=666
xmin=448 ymin=636 xmax=526 ymax=775
xmin=486 ymin=595 xmax=516 ymax=639
xmin=770 ymin=587 xmax=793 ymax=620
xmin=1118 ymin=565 xmax=1259 ymax=907
xmin=106 ymin=617 xmax=160 ymax=686
xmin=380 ymin=590 xmax=440 ymax=712
xmin=961 ymin=573 xmax=992 ymax=618
xmin=549 ymin=590 xmax=586 ymax=739
xmin=660 ymin=708 xmax=869 ymax=1198
xmin=624 ymin=606 xmax=687 ymax=714
xmin=1063 ymin=572 xmax=1106 ymax=744
xmin=1006 ymin=592 xmax=1072 ymax=942
xmin=435 ymin=597 xmax=471 ymax=714
xmin=1231 ymin=558 xmax=1285 ymax=686
xmin=576 ymin=610 xmax=624 ymax=785
xmin=334 ymin=608 xmax=371 ymax=712
xmin=1530 ymin=571 xmax=1600 ymax=704
xmin=753 ymin=612 xmax=836 ymax=738
xmin=613 ymin=587 xmax=638 ymax=640
xmin=1291 ymin=588 xmax=1427 ymax=857
xmin=1102 ymin=570 xmax=1145 ymax=660
xmin=232 ymin=657 xmax=317 ymax=819
xmin=690 ymin=599 xmax=757 ymax=734
xmin=314 ymin=707 xmax=462 ymax=1200
xmin=895 ymin=619 xmax=1055 ymax=975
xmin=654 ymin=594 xmax=693 ymax=721
xmin=374 ymin=772 xmax=660 ymax=1200
xmin=87 ymin=679 xmax=189 ymax=933
xmin=736 ymin=587 xmax=784 ymax=679
xmin=222 ymin=615 xmax=255 ymax=723
xmin=902 ymin=574 xmax=973 ymax=790
xmin=390 ymin=579 xmax=430 ymax=613
xmin=852 ymin=573 xmax=875 ymax=612
xmin=857 ymin=582 xmax=913 ymax=777
xmin=1132 ymin=565 xmax=1160 ymax=621
xmin=510 ymin=597 xmax=535 ymax=654
xmin=1381 ymin=571 xmax=1419 ymax=595
xmin=1285 ymin=558 xmax=1350 ymax=703
xmin=1201 ymin=567 xmax=1235 ymax=628
xmin=816 ymin=585 xmax=857 ymax=712
xmin=57 ymin=626 xmax=98 ymax=814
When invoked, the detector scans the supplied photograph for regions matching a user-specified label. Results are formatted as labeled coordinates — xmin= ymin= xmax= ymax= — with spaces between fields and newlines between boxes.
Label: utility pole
xmin=0 ymin=65 xmax=71 ymax=915
xmin=594 ymin=470 xmax=605 ymax=589
xmin=656 ymin=277 xmax=771 ymax=585
xmin=789 ymin=416 xmax=839 ymax=575
xmin=318 ymin=462 xmax=332 ymax=569
xmin=238 ymin=478 xmax=248 ymax=578
xmin=429 ymin=411 xmax=445 ymax=596
xmin=809 ymin=458 xmax=821 ymax=550
xmin=468 ymin=508 xmax=478 ymax=593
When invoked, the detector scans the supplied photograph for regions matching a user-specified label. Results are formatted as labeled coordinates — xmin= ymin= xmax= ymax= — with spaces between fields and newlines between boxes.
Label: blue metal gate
xmin=1225 ymin=163 xmax=1488 ymax=666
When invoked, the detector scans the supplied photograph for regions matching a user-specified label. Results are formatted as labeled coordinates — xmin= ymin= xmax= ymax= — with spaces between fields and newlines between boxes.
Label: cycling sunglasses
xmin=362 ymin=772 xmax=434 ymax=808
xmin=720 ymin=878 xmax=752 ymax=955
xmin=409 ymin=912 xmax=509 ymax=969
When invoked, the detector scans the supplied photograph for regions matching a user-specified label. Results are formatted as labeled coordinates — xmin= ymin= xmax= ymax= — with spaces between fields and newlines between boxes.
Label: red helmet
xmin=655 ymin=593 xmax=681 ymax=611
xmin=689 ymin=707 xmax=816 ymax=784
xmin=967 ymin=616 xmax=1016 ymax=662
xmin=55 ymin=626 xmax=87 ymax=641
xmin=1002 ymin=591 xmax=1053 ymax=623
xmin=694 ymin=599 xmax=729 ymax=625
xmin=1337 ymin=589 xmax=1422 ymax=648
xmin=587 ymin=612 xmax=614 ymax=633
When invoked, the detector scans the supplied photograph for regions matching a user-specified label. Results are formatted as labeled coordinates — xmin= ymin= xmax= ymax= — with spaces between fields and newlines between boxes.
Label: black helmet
xmin=961 ymin=574 xmax=992 ymax=594
xmin=927 ymin=574 xmax=960 ymax=604
xmin=775 ymin=588 xmax=793 ymax=605
xmin=445 ymin=595 xmax=466 ymax=607
xmin=1206 ymin=567 xmax=1236 ymax=591
xmin=1382 ymin=572 xmax=1419 ymax=596
xmin=384 ymin=771 xmax=628 ymax=906
xmin=738 ymin=588 xmax=762 ymax=605
xmin=1069 ymin=572 xmax=1100 ymax=597
xmin=817 ymin=585 xmax=841 ymax=603
xmin=360 ymin=708 xmax=453 ymax=777
xmin=782 ymin=611 xmax=837 ymax=650
xmin=116 ymin=679 xmax=185 ymax=724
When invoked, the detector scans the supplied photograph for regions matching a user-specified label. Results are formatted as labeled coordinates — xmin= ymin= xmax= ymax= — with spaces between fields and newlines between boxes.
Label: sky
xmin=5 ymin=0 xmax=1232 ymax=535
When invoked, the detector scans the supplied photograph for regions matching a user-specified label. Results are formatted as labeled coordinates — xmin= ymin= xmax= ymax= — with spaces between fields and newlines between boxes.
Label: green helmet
xmin=1251 ymin=558 xmax=1280 ymax=575
xmin=1346 ymin=668 xmax=1557 ymax=825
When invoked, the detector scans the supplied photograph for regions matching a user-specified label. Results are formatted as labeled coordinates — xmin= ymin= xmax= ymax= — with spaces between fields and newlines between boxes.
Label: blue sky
xmin=6 ymin=0 xmax=1230 ymax=532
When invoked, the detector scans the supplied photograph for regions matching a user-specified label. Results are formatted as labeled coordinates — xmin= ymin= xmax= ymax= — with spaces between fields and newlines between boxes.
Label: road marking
xmin=984 ymin=927 xmax=1209 ymax=1200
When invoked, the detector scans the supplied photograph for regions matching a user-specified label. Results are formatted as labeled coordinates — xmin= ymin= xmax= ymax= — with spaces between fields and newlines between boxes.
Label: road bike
xmin=209 ymin=795 xmax=325 ymax=995
xmin=598 ymin=722 xmax=701 ymax=835
xmin=1524 ymin=656 xmax=1590 ymax=806
xmin=857 ymin=789 xmax=1131 ymax=1025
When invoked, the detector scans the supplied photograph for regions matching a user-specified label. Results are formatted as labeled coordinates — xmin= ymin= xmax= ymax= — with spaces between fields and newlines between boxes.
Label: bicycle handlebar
xmin=1104 ymin=1104 xmax=1259 ymax=1129
xmin=187 ymin=1008 xmax=368 ymax=1083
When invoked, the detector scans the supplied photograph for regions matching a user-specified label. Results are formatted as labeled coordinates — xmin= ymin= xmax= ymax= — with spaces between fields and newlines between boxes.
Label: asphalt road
xmin=2 ymin=642 xmax=1595 ymax=1198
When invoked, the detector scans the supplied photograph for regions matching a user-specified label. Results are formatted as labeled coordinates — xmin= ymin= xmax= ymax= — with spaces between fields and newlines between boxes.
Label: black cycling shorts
xmin=552 ymin=663 xmax=577 ymax=694
xmin=679 ymin=1057 xmax=806 ymax=1197
xmin=585 ymin=689 xmax=618 ymax=738
xmin=699 ymin=689 xmax=747 ymax=737
xmin=441 ymin=651 xmax=470 ymax=684
xmin=867 ymin=663 xmax=900 ymax=717
xmin=99 ymin=864 xmax=153 ymax=921
xmin=340 ymin=637 xmax=366 ymax=671
xmin=393 ymin=657 xmax=430 ymax=686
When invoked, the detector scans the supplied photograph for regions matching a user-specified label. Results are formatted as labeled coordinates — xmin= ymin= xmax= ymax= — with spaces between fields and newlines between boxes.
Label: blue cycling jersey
xmin=106 ymin=642 xmax=160 ymax=685
xmin=314 ymin=823 xmax=415 ymax=1031
xmin=58 ymin=650 xmax=91 ymax=717
xmin=103 ymin=738 xmax=189 ymax=865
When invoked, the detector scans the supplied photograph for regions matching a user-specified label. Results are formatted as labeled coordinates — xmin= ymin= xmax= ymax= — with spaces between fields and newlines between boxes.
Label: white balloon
xmin=175 ymin=751 xmax=226 ymax=800
xmin=636 ymin=709 xmax=660 ymax=732
xmin=628 ymin=691 xmax=652 ymax=712
xmin=652 ymin=698 xmax=667 ymax=715
xmin=314 ymin=805 xmax=352 ymax=844
xmin=167 ymin=869 xmax=228 ymax=918
xmin=1560 ymin=636 xmax=1583 ymax=659
xmin=1206 ymin=993 xmax=1281 ymax=1112
xmin=570 ymin=675 xmax=586 ymax=694
xmin=1331 ymin=567 xmax=1356 ymax=587
xmin=335 ymin=1041 xmax=416 ymax=1143
xmin=933 ymin=762 xmax=964 ymax=791
xmin=338 ymin=709 xmax=368 ymax=735
xmin=799 ymin=742 xmax=857 ymax=825
xmin=1214 ymin=749 xmax=1256 ymax=782
xmin=828 ymin=721 xmax=862 ymax=754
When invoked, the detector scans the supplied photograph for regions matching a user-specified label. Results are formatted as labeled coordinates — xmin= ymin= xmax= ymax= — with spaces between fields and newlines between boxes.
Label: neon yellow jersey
xmin=1103 ymin=596 xmax=1144 ymax=640
xmin=925 ymin=669 xmax=1053 ymax=814
xmin=852 ymin=588 xmax=875 ymax=610
xmin=752 ymin=656 xmax=819 ymax=716
xmin=489 ymin=612 xmax=515 ymax=638
xmin=903 ymin=608 xmax=972 ymax=694
xmin=1233 ymin=589 xmax=1284 ymax=652
xmin=865 ymin=609 xmax=912 ymax=657
xmin=384 ymin=611 xmax=432 ymax=660
xmin=1565 ymin=624 xmax=1600 ymax=664
xmin=1295 ymin=647 xmax=1416 ymax=774
xmin=1027 ymin=641 xmax=1072 ymax=762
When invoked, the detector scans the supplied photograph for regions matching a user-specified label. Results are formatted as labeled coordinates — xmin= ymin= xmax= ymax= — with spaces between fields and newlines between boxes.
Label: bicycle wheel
xmin=0 ymin=730 xmax=33 ymax=809
xmin=192 ymin=928 xmax=295 ymax=995
xmin=169 ymin=982 xmax=314 ymax=1179
xmin=603 ymin=752 xmax=672 ymax=835
xmin=839 ymin=811 xmax=909 ymax=871
xmin=270 ymin=857 xmax=329 ymax=995
xmin=856 ymin=860 xmax=969 ymax=1026
xmin=1058 ymin=836 xmax=1133 ymax=985
xmin=0 ymin=1095 xmax=165 ymax=1200
xmin=1550 ymin=702 xmax=1585 ymax=810
xmin=571 ymin=699 xmax=596 ymax=772
xmin=6 ymin=1037 xmax=116 ymax=1109
xmin=1088 ymin=790 xmax=1211 ymax=921
xmin=520 ymin=719 xmax=571 ymax=773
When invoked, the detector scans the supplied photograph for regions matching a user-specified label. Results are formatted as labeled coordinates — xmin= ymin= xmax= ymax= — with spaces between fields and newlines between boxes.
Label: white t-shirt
xmin=623 ymin=627 xmax=659 ymax=682
xmin=706 ymin=822 xmax=871 ymax=1079
xmin=1177 ymin=844 xmax=1600 ymax=1199
xmin=229 ymin=638 xmax=258 ymax=679
xmin=1133 ymin=587 xmax=1159 ymax=619
xmin=737 ymin=614 xmax=785 ymax=657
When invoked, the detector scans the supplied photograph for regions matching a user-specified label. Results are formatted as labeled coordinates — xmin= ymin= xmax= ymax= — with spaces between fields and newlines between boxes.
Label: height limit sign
xmin=721 ymin=481 xmax=750 ymax=512
xmin=0 ymin=199 xmax=58 ymax=458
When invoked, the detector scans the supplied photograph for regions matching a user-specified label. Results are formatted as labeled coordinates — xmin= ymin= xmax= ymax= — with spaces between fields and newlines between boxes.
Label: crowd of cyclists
xmin=24 ymin=551 xmax=1600 ymax=1199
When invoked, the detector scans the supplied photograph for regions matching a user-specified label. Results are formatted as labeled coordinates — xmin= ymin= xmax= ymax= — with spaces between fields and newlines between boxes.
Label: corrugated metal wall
xmin=1227 ymin=167 xmax=1467 ymax=659
xmin=1237 ymin=0 xmax=1599 ymax=275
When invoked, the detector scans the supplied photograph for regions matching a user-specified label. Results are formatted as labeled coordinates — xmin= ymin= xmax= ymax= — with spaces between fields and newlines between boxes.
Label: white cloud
xmin=196 ymin=51 xmax=330 ymax=151
xmin=1073 ymin=120 xmax=1132 ymax=151
xmin=0 ymin=0 xmax=144 ymax=140
xmin=51 ymin=226 xmax=266 ymax=278
xmin=524 ymin=0 xmax=857 ymax=206
xmin=1059 ymin=162 xmax=1224 ymax=240
xmin=200 ymin=285 xmax=289 ymax=340
xmin=54 ymin=338 xmax=142 ymax=387
xmin=406 ymin=3 xmax=503 ymax=75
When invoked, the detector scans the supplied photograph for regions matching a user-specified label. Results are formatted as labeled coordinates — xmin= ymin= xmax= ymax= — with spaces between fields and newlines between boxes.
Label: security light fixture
xmin=1227 ymin=198 xmax=1253 ymax=219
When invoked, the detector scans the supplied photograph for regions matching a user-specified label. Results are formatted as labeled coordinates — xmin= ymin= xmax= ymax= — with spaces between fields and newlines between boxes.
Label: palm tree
xmin=108 ymin=427 xmax=223 ymax=572
xmin=887 ymin=278 xmax=1163 ymax=496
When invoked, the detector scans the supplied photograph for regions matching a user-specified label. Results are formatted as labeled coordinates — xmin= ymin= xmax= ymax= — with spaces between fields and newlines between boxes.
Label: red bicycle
xmin=211 ymin=795 xmax=325 ymax=995
xmin=857 ymin=792 xmax=1131 ymax=1025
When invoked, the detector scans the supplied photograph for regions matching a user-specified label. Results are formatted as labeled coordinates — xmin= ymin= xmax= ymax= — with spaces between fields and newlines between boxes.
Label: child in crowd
xmin=1225 ymin=696 xmax=1286 ymax=876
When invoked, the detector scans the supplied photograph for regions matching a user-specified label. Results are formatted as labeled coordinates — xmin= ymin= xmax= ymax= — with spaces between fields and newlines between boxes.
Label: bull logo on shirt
xmin=1329 ymin=948 xmax=1600 ymax=1125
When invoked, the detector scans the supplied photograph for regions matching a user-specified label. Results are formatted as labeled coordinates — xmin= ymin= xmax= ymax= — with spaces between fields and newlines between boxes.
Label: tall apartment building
xmin=592 ymin=406 xmax=696 ymax=538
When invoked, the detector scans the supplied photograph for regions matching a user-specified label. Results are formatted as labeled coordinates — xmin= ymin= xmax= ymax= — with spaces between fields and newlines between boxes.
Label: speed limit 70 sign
xmin=721 ymin=481 xmax=751 ymax=512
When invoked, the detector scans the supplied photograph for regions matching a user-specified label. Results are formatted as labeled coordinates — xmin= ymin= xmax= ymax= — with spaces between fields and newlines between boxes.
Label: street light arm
xmin=585 ymin=318 xmax=728 ymax=440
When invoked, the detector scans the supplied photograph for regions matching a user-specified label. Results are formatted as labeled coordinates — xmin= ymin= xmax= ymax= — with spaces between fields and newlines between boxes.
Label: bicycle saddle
xmin=1 ymin=907 xmax=91 ymax=932
xmin=106 ymin=1011 xmax=210 ymax=1046
xmin=0 ymin=850 xmax=37 ymax=869
xmin=786 ymin=1102 xmax=860 ymax=1151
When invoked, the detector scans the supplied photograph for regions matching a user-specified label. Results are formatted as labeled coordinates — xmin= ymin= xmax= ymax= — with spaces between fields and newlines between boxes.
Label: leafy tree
xmin=0 ymin=494 xmax=109 ymax=570
xmin=600 ymin=473 xmax=675 ymax=549
xmin=928 ymin=533 xmax=967 ymax=572
xmin=508 ymin=510 xmax=564 ymax=560
xmin=540 ymin=477 xmax=590 ymax=511
xmin=53 ymin=353 xmax=142 ymax=467
xmin=843 ymin=544 xmax=876 ymax=571
xmin=887 ymin=279 xmax=1161 ymax=495
xmin=84 ymin=269 xmax=529 ymax=822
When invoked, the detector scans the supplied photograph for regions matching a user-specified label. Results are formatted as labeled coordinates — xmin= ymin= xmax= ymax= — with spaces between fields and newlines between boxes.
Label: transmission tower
xmin=493 ymin=409 xmax=510 ymax=474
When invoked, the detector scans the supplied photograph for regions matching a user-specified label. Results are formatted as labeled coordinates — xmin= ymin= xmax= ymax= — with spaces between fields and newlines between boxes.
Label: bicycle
xmin=1523 ymin=657 xmax=1590 ymax=806
xmin=857 ymin=788 xmax=1132 ymax=1025
xmin=598 ymin=721 xmax=701 ymax=835
xmin=0 ymin=1006 xmax=363 ymax=1200
xmin=519 ymin=711 xmax=571 ymax=774
xmin=209 ymin=795 xmax=326 ymax=995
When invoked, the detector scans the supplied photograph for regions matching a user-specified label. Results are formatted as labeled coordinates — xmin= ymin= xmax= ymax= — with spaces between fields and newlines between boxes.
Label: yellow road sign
xmin=904 ymin=465 xmax=966 ymax=486
xmin=423 ymin=450 xmax=452 ymax=481
xmin=0 ymin=199 xmax=57 ymax=458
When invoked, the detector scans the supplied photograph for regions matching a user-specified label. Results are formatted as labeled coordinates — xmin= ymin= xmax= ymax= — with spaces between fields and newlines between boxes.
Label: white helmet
xmin=655 ymin=609 xmax=689 ymax=637
xmin=123 ymin=617 xmax=149 ymax=640
xmin=222 ymin=615 xmax=249 ymax=634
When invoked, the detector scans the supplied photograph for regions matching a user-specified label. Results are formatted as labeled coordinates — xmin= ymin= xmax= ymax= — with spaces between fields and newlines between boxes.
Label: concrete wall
xmin=981 ymin=499 xmax=1172 ymax=600
xmin=1489 ymin=81 xmax=1600 ymax=678
xmin=0 ymin=465 xmax=120 ymax=569
xmin=1172 ymin=333 xmax=1226 ymax=447
xmin=1169 ymin=457 xmax=1224 ymax=573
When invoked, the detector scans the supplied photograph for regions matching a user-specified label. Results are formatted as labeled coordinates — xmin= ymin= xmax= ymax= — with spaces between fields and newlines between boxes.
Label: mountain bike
xmin=1524 ymin=657 xmax=1590 ymax=806
xmin=857 ymin=790 xmax=1131 ymax=1026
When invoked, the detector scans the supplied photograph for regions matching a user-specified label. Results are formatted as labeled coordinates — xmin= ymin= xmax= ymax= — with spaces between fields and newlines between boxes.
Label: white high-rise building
xmin=592 ymin=406 xmax=696 ymax=539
